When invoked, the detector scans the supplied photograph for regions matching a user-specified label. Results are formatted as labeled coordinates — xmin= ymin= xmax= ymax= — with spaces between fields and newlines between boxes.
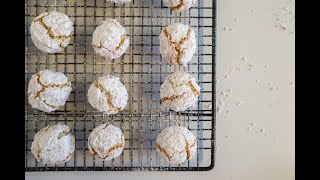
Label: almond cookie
xmin=160 ymin=72 xmax=200 ymax=112
xmin=88 ymin=124 xmax=125 ymax=160
xmin=92 ymin=19 xmax=130 ymax=59
xmin=163 ymin=0 xmax=197 ymax=12
xmin=107 ymin=0 xmax=131 ymax=3
xmin=88 ymin=75 xmax=128 ymax=115
xmin=156 ymin=126 xmax=197 ymax=164
xmin=31 ymin=124 xmax=75 ymax=165
xmin=28 ymin=70 xmax=72 ymax=113
xmin=30 ymin=11 xmax=73 ymax=53
xmin=159 ymin=23 xmax=196 ymax=66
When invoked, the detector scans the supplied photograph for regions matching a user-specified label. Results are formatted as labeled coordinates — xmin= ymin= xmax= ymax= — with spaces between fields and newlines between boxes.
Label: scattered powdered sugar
xmin=273 ymin=0 xmax=295 ymax=36
xmin=218 ymin=16 xmax=240 ymax=32
xmin=246 ymin=123 xmax=270 ymax=137
xmin=216 ymin=146 xmax=223 ymax=152
xmin=256 ymin=80 xmax=281 ymax=92
xmin=222 ymin=56 xmax=255 ymax=79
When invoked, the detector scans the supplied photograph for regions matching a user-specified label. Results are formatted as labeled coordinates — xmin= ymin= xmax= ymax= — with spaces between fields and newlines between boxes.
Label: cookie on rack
xmin=159 ymin=23 xmax=196 ymax=66
xmin=92 ymin=19 xmax=130 ymax=59
xmin=88 ymin=75 xmax=128 ymax=115
xmin=88 ymin=124 xmax=125 ymax=160
xmin=160 ymin=71 xmax=200 ymax=112
xmin=30 ymin=11 xmax=73 ymax=53
xmin=156 ymin=126 xmax=197 ymax=164
xmin=31 ymin=124 xmax=75 ymax=165
xmin=163 ymin=0 xmax=197 ymax=12
xmin=28 ymin=69 xmax=72 ymax=113
xmin=107 ymin=0 xmax=131 ymax=3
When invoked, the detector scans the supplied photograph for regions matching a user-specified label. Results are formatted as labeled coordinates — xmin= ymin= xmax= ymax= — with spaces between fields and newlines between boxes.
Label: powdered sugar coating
xmin=159 ymin=23 xmax=196 ymax=66
xmin=30 ymin=11 xmax=73 ymax=53
xmin=88 ymin=75 xmax=128 ymax=115
xmin=28 ymin=70 xmax=72 ymax=112
xmin=160 ymin=71 xmax=201 ymax=111
xmin=31 ymin=124 xmax=75 ymax=165
xmin=163 ymin=0 xmax=197 ymax=12
xmin=88 ymin=124 xmax=125 ymax=160
xmin=92 ymin=19 xmax=129 ymax=59
xmin=107 ymin=0 xmax=131 ymax=3
xmin=156 ymin=126 xmax=197 ymax=164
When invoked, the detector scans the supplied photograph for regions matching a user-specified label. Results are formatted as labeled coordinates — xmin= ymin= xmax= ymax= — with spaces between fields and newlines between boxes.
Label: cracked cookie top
xmin=27 ymin=69 xmax=72 ymax=113
xmin=159 ymin=23 xmax=196 ymax=66
xmin=88 ymin=75 xmax=128 ymax=114
xmin=163 ymin=0 xmax=197 ymax=12
xmin=160 ymin=71 xmax=201 ymax=112
xmin=156 ymin=126 xmax=197 ymax=164
xmin=88 ymin=124 xmax=125 ymax=161
xmin=107 ymin=0 xmax=131 ymax=3
xmin=30 ymin=11 xmax=73 ymax=53
xmin=31 ymin=124 xmax=75 ymax=165
xmin=92 ymin=19 xmax=130 ymax=59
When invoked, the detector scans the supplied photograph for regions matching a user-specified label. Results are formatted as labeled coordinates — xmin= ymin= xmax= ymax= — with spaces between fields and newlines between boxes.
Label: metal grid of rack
xmin=25 ymin=0 xmax=216 ymax=171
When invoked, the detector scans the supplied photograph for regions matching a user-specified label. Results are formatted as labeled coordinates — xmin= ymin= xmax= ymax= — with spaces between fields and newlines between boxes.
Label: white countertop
xmin=26 ymin=0 xmax=295 ymax=179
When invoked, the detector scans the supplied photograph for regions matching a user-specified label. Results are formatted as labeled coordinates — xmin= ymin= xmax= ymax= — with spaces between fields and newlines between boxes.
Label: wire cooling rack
xmin=25 ymin=0 xmax=216 ymax=171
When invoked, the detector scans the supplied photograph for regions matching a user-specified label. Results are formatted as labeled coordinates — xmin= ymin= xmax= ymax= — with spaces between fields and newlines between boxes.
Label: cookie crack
xmin=163 ymin=27 xmax=192 ymax=65
xmin=34 ymin=73 xmax=71 ymax=99
xmin=169 ymin=0 xmax=185 ymax=11
xmin=43 ymin=99 xmax=59 ymax=109
xmin=91 ymin=143 xmax=124 ymax=159
xmin=94 ymin=81 xmax=121 ymax=113
xmin=35 ymin=12 xmax=72 ymax=49
xmin=32 ymin=72 xmax=71 ymax=110
xmin=94 ymin=19 xmax=127 ymax=58
xmin=185 ymin=140 xmax=190 ymax=160
xmin=94 ymin=34 xmax=128 ymax=57
xmin=115 ymin=34 xmax=128 ymax=51
xmin=102 ymin=124 xmax=109 ymax=130
xmin=156 ymin=144 xmax=172 ymax=161
xmin=157 ymin=139 xmax=196 ymax=163
xmin=187 ymin=81 xmax=201 ymax=97
xmin=161 ymin=80 xmax=200 ymax=103
xmin=181 ymin=139 xmax=196 ymax=160
xmin=58 ymin=130 xmax=71 ymax=139
xmin=161 ymin=94 xmax=185 ymax=103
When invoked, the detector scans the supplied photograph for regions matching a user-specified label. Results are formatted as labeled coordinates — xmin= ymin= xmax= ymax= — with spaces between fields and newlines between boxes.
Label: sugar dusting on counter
xmin=246 ymin=123 xmax=271 ymax=137
xmin=222 ymin=56 xmax=255 ymax=79
xmin=273 ymin=0 xmax=295 ymax=36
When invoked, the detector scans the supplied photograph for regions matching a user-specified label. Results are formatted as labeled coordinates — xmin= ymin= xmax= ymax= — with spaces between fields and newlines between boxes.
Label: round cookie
xmin=159 ymin=23 xmax=196 ymax=66
xmin=30 ymin=11 xmax=73 ymax=53
xmin=88 ymin=124 xmax=125 ymax=160
xmin=163 ymin=0 xmax=197 ymax=12
xmin=28 ymin=69 xmax=72 ymax=113
xmin=160 ymin=71 xmax=200 ymax=112
xmin=31 ymin=124 xmax=75 ymax=165
xmin=92 ymin=19 xmax=129 ymax=59
xmin=107 ymin=0 xmax=131 ymax=3
xmin=88 ymin=75 xmax=128 ymax=115
xmin=156 ymin=126 xmax=197 ymax=164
